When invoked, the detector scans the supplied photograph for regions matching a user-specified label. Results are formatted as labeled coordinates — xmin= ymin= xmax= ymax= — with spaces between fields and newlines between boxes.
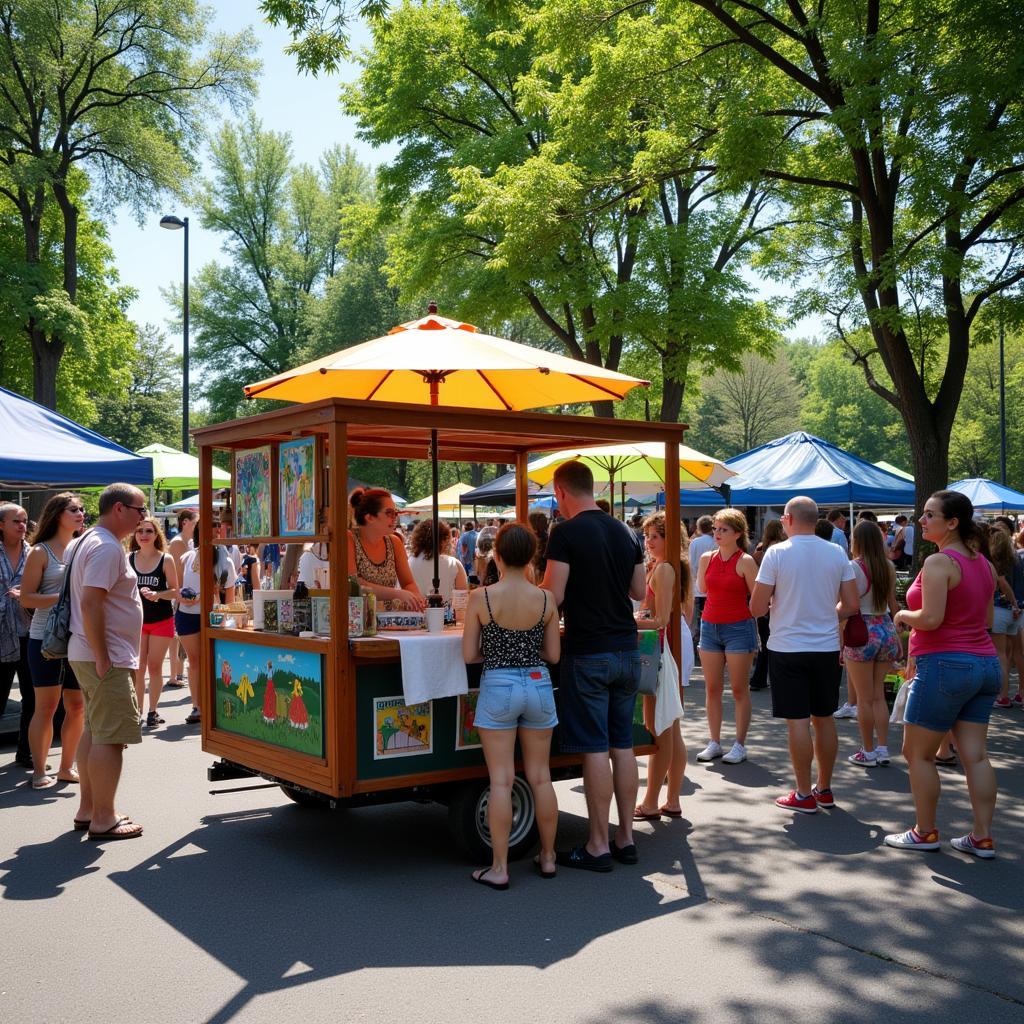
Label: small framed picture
xmin=311 ymin=595 xmax=331 ymax=636
xmin=262 ymin=598 xmax=279 ymax=633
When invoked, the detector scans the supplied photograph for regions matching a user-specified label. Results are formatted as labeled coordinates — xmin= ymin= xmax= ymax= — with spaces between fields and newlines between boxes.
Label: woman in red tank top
xmin=886 ymin=490 xmax=1001 ymax=857
xmin=695 ymin=509 xmax=759 ymax=766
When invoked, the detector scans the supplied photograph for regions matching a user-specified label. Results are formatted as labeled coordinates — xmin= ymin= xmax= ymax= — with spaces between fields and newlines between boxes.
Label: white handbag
xmin=890 ymin=677 xmax=912 ymax=726
xmin=654 ymin=648 xmax=684 ymax=735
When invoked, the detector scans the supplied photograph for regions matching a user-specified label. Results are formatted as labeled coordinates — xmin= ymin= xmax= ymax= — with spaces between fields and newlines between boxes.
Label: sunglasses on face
xmin=64 ymin=506 xmax=85 ymax=515
xmin=122 ymin=504 xmax=148 ymax=516
xmin=135 ymin=528 xmax=156 ymax=535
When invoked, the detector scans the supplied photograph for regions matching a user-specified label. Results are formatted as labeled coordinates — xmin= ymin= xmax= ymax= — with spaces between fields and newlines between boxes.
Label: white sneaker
xmin=721 ymin=741 xmax=747 ymax=764
xmin=848 ymin=748 xmax=877 ymax=766
xmin=833 ymin=702 xmax=858 ymax=719
xmin=696 ymin=740 xmax=723 ymax=762
xmin=874 ymin=746 xmax=891 ymax=765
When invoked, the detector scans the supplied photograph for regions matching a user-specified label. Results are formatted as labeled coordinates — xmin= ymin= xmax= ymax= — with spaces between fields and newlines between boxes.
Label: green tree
xmin=188 ymin=118 xmax=370 ymax=422
xmin=344 ymin=0 xmax=782 ymax=419
xmin=798 ymin=339 xmax=908 ymax=467
xmin=683 ymin=0 xmax=1024 ymax=510
xmin=0 ymin=175 xmax=136 ymax=425
xmin=692 ymin=350 xmax=802 ymax=457
xmin=91 ymin=325 xmax=182 ymax=451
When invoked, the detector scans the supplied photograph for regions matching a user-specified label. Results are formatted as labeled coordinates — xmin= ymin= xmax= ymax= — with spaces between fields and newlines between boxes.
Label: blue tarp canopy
xmin=0 ymin=386 xmax=152 ymax=489
xmin=948 ymin=478 xmax=1024 ymax=513
xmin=461 ymin=471 xmax=552 ymax=507
xmin=725 ymin=432 xmax=915 ymax=507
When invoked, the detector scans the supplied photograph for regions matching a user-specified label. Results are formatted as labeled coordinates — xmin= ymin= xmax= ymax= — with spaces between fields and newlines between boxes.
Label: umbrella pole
xmin=430 ymin=428 xmax=441 ymax=603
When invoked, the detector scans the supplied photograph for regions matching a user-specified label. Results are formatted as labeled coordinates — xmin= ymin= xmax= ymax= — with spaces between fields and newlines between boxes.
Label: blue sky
xmin=106 ymin=3 xmax=816 ymax=354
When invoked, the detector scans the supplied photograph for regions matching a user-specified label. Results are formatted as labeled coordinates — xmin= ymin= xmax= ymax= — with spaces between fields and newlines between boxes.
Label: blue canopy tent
xmin=0 ymin=386 xmax=152 ymax=490
xmin=725 ymin=432 xmax=916 ymax=508
xmin=948 ymin=478 xmax=1024 ymax=513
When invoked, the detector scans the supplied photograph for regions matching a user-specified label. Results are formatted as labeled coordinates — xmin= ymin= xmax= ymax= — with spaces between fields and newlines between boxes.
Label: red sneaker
xmin=775 ymin=791 xmax=819 ymax=814
xmin=812 ymin=786 xmax=836 ymax=809
xmin=993 ymin=697 xmax=1012 ymax=708
xmin=1012 ymin=693 xmax=1023 ymax=706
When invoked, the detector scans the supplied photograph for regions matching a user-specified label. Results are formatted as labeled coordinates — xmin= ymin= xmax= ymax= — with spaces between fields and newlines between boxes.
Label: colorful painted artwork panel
xmin=373 ymin=696 xmax=432 ymax=759
xmin=213 ymin=640 xmax=324 ymax=757
xmin=456 ymin=690 xmax=481 ymax=751
xmin=279 ymin=437 xmax=316 ymax=536
xmin=234 ymin=446 xmax=272 ymax=537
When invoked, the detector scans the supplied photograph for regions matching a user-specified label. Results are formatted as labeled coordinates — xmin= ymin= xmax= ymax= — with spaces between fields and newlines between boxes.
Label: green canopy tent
xmin=137 ymin=443 xmax=231 ymax=507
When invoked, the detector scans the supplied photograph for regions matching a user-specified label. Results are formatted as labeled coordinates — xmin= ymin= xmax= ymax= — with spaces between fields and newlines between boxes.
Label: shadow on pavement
xmin=103 ymin=802 xmax=707 ymax=1023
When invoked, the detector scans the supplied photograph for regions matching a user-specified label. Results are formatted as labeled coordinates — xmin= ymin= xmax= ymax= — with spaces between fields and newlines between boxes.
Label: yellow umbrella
xmin=244 ymin=310 xmax=647 ymax=409
xmin=527 ymin=442 xmax=736 ymax=517
xmin=244 ymin=307 xmax=649 ymax=598
xmin=403 ymin=482 xmax=477 ymax=516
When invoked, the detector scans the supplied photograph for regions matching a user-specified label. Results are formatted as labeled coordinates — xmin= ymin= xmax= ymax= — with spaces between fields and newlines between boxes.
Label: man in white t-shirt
xmin=688 ymin=516 xmax=716 ymax=648
xmin=750 ymin=496 xmax=859 ymax=815
xmin=68 ymin=483 xmax=146 ymax=841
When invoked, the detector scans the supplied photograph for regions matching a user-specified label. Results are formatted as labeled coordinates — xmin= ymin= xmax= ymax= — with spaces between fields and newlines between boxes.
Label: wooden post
xmin=328 ymin=417 xmax=349 ymax=794
xmin=515 ymin=452 xmax=530 ymax=522
xmin=198 ymin=440 xmax=213 ymax=743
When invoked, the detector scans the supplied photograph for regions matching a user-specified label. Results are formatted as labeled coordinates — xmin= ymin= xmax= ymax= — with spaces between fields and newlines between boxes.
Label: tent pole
xmin=430 ymin=428 xmax=441 ymax=602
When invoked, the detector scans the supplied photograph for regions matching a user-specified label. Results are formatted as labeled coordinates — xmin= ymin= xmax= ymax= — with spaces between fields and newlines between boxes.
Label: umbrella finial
xmin=427 ymin=301 xmax=438 ymax=315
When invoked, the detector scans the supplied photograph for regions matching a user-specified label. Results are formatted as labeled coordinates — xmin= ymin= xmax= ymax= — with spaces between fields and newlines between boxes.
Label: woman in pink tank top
xmin=885 ymin=491 xmax=1001 ymax=858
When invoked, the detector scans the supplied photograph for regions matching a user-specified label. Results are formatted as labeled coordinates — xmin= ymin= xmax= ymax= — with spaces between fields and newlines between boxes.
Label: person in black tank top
xmin=129 ymin=518 xmax=180 ymax=728
xmin=463 ymin=524 xmax=561 ymax=889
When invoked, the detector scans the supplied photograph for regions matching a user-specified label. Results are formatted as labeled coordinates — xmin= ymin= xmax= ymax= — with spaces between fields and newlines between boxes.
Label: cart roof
xmin=193 ymin=397 xmax=687 ymax=462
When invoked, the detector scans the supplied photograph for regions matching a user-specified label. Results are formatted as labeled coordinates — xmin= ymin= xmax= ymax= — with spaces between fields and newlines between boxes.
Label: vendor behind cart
xmin=348 ymin=488 xmax=426 ymax=610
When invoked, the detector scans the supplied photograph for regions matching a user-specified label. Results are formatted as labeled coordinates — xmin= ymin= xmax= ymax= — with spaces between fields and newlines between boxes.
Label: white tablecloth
xmin=395 ymin=630 xmax=469 ymax=704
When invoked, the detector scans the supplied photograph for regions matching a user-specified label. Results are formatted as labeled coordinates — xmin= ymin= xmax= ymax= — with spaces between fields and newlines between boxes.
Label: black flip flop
xmin=88 ymin=818 xmax=143 ymax=842
xmin=472 ymin=867 xmax=509 ymax=891
xmin=555 ymin=845 xmax=613 ymax=873
xmin=659 ymin=806 xmax=683 ymax=818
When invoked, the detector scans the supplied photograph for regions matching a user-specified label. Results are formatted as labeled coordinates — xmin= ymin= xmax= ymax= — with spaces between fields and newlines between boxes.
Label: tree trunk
xmin=31 ymin=329 xmax=63 ymax=410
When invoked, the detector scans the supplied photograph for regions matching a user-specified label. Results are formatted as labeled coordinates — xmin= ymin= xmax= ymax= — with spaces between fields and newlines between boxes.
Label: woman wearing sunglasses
xmin=129 ymin=517 xmax=179 ymax=728
xmin=19 ymin=493 xmax=87 ymax=787
xmin=347 ymin=488 xmax=425 ymax=610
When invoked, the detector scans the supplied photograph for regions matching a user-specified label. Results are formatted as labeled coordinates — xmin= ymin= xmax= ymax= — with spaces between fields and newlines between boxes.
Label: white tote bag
xmin=890 ymin=677 xmax=912 ymax=726
xmin=654 ymin=648 xmax=684 ymax=735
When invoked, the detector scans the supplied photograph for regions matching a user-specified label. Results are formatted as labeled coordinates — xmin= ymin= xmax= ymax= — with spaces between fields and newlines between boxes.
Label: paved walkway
xmin=1 ymin=666 xmax=1022 ymax=1023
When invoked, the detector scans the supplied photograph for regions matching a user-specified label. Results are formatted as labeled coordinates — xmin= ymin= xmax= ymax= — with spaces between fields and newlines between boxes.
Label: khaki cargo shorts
xmin=69 ymin=662 xmax=142 ymax=745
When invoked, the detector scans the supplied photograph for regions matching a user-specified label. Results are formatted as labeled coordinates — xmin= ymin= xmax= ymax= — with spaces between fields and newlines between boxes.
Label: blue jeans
xmin=558 ymin=650 xmax=641 ymax=753
xmin=905 ymin=652 xmax=1001 ymax=732
xmin=474 ymin=666 xmax=558 ymax=731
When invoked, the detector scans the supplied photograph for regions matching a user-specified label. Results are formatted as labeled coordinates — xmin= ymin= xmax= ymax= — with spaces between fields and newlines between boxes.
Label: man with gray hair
xmin=68 ymin=483 xmax=147 ymax=840
xmin=750 ymin=496 xmax=859 ymax=814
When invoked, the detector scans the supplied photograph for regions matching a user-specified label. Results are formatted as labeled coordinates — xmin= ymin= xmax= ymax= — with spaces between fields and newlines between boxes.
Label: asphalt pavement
xmin=1 ymin=667 xmax=1022 ymax=1024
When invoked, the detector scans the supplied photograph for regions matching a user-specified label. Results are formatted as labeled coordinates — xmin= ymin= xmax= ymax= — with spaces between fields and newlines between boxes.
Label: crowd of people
xmin=2 ymin=469 xmax=1021 ymax=866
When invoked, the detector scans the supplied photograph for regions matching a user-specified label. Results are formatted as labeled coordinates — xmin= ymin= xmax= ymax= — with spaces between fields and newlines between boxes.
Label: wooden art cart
xmin=194 ymin=398 xmax=686 ymax=860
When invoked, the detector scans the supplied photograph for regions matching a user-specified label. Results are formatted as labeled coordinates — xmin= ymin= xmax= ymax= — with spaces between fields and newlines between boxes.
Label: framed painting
xmin=213 ymin=640 xmax=324 ymax=758
xmin=279 ymin=437 xmax=316 ymax=536
xmin=311 ymin=595 xmax=331 ymax=636
xmin=373 ymin=696 xmax=432 ymax=760
xmin=233 ymin=446 xmax=272 ymax=538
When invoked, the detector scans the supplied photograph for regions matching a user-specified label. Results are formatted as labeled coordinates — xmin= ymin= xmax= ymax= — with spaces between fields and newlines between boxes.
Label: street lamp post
xmin=999 ymin=303 xmax=1006 ymax=485
xmin=160 ymin=214 xmax=189 ymax=453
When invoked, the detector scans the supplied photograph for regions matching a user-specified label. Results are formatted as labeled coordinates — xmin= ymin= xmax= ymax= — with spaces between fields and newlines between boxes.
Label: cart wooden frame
xmin=194 ymin=398 xmax=687 ymax=854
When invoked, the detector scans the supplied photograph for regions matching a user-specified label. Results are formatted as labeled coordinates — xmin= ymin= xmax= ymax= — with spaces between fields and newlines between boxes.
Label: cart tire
xmin=447 ymin=775 xmax=538 ymax=862
xmin=280 ymin=785 xmax=330 ymax=808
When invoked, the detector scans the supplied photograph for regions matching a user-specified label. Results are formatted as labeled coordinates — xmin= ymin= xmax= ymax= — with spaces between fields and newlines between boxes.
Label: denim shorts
xmin=557 ymin=649 xmax=641 ymax=753
xmin=904 ymin=652 xmax=1001 ymax=732
xmin=992 ymin=605 xmax=1022 ymax=636
xmin=700 ymin=617 xmax=758 ymax=654
xmin=474 ymin=666 xmax=558 ymax=731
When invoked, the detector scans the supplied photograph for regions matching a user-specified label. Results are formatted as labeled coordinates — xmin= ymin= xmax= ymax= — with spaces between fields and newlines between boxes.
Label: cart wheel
xmin=280 ymin=785 xmax=330 ymax=808
xmin=447 ymin=775 xmax=538 ymax=862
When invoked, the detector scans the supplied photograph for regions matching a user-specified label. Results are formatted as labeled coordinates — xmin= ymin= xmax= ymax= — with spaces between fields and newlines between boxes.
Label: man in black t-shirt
xmin=543 ymin=460 xmax=646 ymax=872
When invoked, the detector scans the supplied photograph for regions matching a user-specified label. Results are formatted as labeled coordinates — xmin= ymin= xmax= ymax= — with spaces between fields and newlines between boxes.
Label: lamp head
xmin=160 ymin=215 xmax=185 ymax=230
